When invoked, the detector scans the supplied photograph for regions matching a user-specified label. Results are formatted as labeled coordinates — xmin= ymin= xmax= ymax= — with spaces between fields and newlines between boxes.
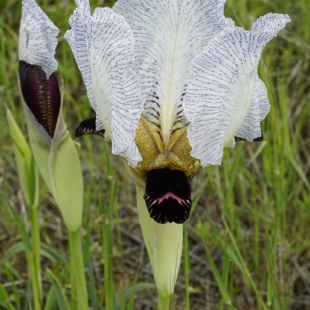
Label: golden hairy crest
xmin=135 ymin=116 xmax=200 ymax=180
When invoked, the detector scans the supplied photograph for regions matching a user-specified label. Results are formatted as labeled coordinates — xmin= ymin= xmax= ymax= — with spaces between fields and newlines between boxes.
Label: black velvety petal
xmin=19 ymin=60 xmax=60 ymax=138
xmin=144 ymin=168 xmax=191 ymax=224
xmin=75 ymin=117 xmax=106 ymax=138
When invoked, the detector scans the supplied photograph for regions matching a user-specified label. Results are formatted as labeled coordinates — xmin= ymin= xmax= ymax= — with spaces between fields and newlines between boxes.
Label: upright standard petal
xmin=114 ymin=0 xmax=234 ymax=146
xmin=184 ymin=13 xmax=290 ymax=166
xmin=65 ymin=0 xmax=143 ymax=166
xmin=19 ymin=0 xmax=59 ymax=78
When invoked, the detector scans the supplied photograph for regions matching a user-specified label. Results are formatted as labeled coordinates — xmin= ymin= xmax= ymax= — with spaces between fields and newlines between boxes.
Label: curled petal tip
xmin=20 ymin=0 xmax=59 ymax=78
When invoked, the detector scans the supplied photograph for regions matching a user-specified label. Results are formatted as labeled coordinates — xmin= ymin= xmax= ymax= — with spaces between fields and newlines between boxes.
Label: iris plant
xmin=65 ymin=0 xmax=289 ymax=306
xmin=18 ymin=0 xmax=84 ymax=233
xmin=17 ymin=0 xmax=88 ymax=308
xmin=14 ymin=0 xmax=290 ymax=308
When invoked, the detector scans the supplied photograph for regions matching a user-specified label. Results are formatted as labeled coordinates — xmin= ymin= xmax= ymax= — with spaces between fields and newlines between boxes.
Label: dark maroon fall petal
xmin=19 ymin=60 xmax=60 ymax=138
xmin=144 ymin=168 xmax=192 ymax=224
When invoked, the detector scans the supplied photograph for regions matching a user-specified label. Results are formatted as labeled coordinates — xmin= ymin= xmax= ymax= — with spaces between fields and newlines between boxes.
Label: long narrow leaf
xmin=202 ymin=242 xmax=236 ymax=309
xmin=46 ymin=269 xmax=68 ymax=310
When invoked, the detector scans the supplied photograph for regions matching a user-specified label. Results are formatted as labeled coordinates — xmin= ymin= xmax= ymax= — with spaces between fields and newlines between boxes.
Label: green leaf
xmin=44 ymin=287 xmax=57 ymax=310
xmin=202 ymin=242 xmax=235 ymax=308
xmin=46 ymin=269 xmax=68 ymax=310
xmin=0 ymin=282 xmax=15 ymax=310
xmin=6 ymin=106 xmax=39 ymax=207
xmin=40 ymin=244 xmax=67 ymax=266
xmin=84 ymin=225 xmax=101 ymax=310
xmin=10 ymin=207 xmax=32 ymax=256
xmin=116 ymin=283 xmax=155 ymax=310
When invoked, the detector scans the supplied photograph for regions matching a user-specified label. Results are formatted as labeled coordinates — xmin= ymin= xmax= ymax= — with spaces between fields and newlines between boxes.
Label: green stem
xmin=29 ymin=206 xmax=42 ymax=310
xmin=68 ymin=229 xmax=88 ymax=310
xmin=69 ymin=239 xmax=77 ymax=310
xmin=102 ymin=221 xmax=114 ymax=310
xmin=101 ymin=180 xmax=116 ymax=310
xmin=28 ymin=253 xmax=41 ymax=310
xmin=183 ymin=223 xmax=190 ymax=310
xmin=30 ymin=207 xmax=42 ymax=304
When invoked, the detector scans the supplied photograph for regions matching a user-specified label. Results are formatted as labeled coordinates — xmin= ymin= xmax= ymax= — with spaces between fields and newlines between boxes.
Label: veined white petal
xmin=235 ymin=77 xmax=269 ymax=140
xmin=65 ymin=0 xmax=143 ymax=166
xmin=184 ymin=13 xmax=290 ymax=167
xmin=19 ymin=0 xmax=59 ymax=77
xmin=114 ymin=0 xmax=234 ymax=145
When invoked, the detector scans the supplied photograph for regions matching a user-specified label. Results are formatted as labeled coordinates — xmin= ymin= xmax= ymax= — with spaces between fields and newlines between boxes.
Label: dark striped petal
xmin=144 ymin=169 xmax=191 ymax=224
xmin=19 ymin=60 xmax=60 ymax=138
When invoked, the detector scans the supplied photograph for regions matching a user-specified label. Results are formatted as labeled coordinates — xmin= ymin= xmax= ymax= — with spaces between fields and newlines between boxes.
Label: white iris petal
xmin=184 ymin=13 xmax=290 ymax=167
xmin=65 ymin=0 xmax=143 ymax=166
xmin=114 ymin=0 xmax=234 ymax=145
xmin=66 ymin=0 xmax=290 ymax=169
xmin=235 ymin=77 xmax=269 ymax=140
xmin=19 ymin=0 xmax=59 ymax=78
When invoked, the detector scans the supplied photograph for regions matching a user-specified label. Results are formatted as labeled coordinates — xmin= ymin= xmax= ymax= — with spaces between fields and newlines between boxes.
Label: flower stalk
xmin=100 ymin=158 xmax=117 ymax=309
xmin=18 ymin=1 xmax=89 ymax=307
xmin=68 ymin=229 xmax=88 ymax=310
xmin=29 ymin=206 xmax=42 ymax=306
xmin=21 ymin=81 xmax=88 ymax=309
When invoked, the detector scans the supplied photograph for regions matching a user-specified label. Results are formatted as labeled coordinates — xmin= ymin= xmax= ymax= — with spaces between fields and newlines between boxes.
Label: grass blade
xmin=46 ymin=269 xmax=68 ymax=310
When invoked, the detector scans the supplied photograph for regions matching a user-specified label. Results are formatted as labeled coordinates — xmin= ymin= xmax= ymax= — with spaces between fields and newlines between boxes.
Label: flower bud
xmin=18 ymin=0 xmax=83 ymax=232
xmin=19 ymin=60 xmax=61 ymax=139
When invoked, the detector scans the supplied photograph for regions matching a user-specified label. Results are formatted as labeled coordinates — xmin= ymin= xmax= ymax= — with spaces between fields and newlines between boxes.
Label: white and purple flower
xmin=65 ymin=0 xmax=290 ymax=224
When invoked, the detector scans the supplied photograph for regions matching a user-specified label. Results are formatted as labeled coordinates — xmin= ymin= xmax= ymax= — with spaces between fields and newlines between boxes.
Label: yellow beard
xmin=135 ymin=115 xmax=200 ymax=180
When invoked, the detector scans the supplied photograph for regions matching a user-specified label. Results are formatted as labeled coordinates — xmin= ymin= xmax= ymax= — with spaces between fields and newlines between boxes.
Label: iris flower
xmin=65 ymin=0 xmax=290 ymax=224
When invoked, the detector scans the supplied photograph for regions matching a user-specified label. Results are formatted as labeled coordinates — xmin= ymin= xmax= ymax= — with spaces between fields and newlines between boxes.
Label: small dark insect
xmin=75 ymin=117 xmax=105 ymax=138
xmin=235 ymin=136 xmax=263 ymax=142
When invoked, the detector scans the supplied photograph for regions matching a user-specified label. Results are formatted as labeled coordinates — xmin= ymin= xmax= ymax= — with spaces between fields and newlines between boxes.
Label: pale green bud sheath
xmin=49 ymin=110 xmax=83 ymax=232
xmin=154 ymin=223 xmax=182 ymax=306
